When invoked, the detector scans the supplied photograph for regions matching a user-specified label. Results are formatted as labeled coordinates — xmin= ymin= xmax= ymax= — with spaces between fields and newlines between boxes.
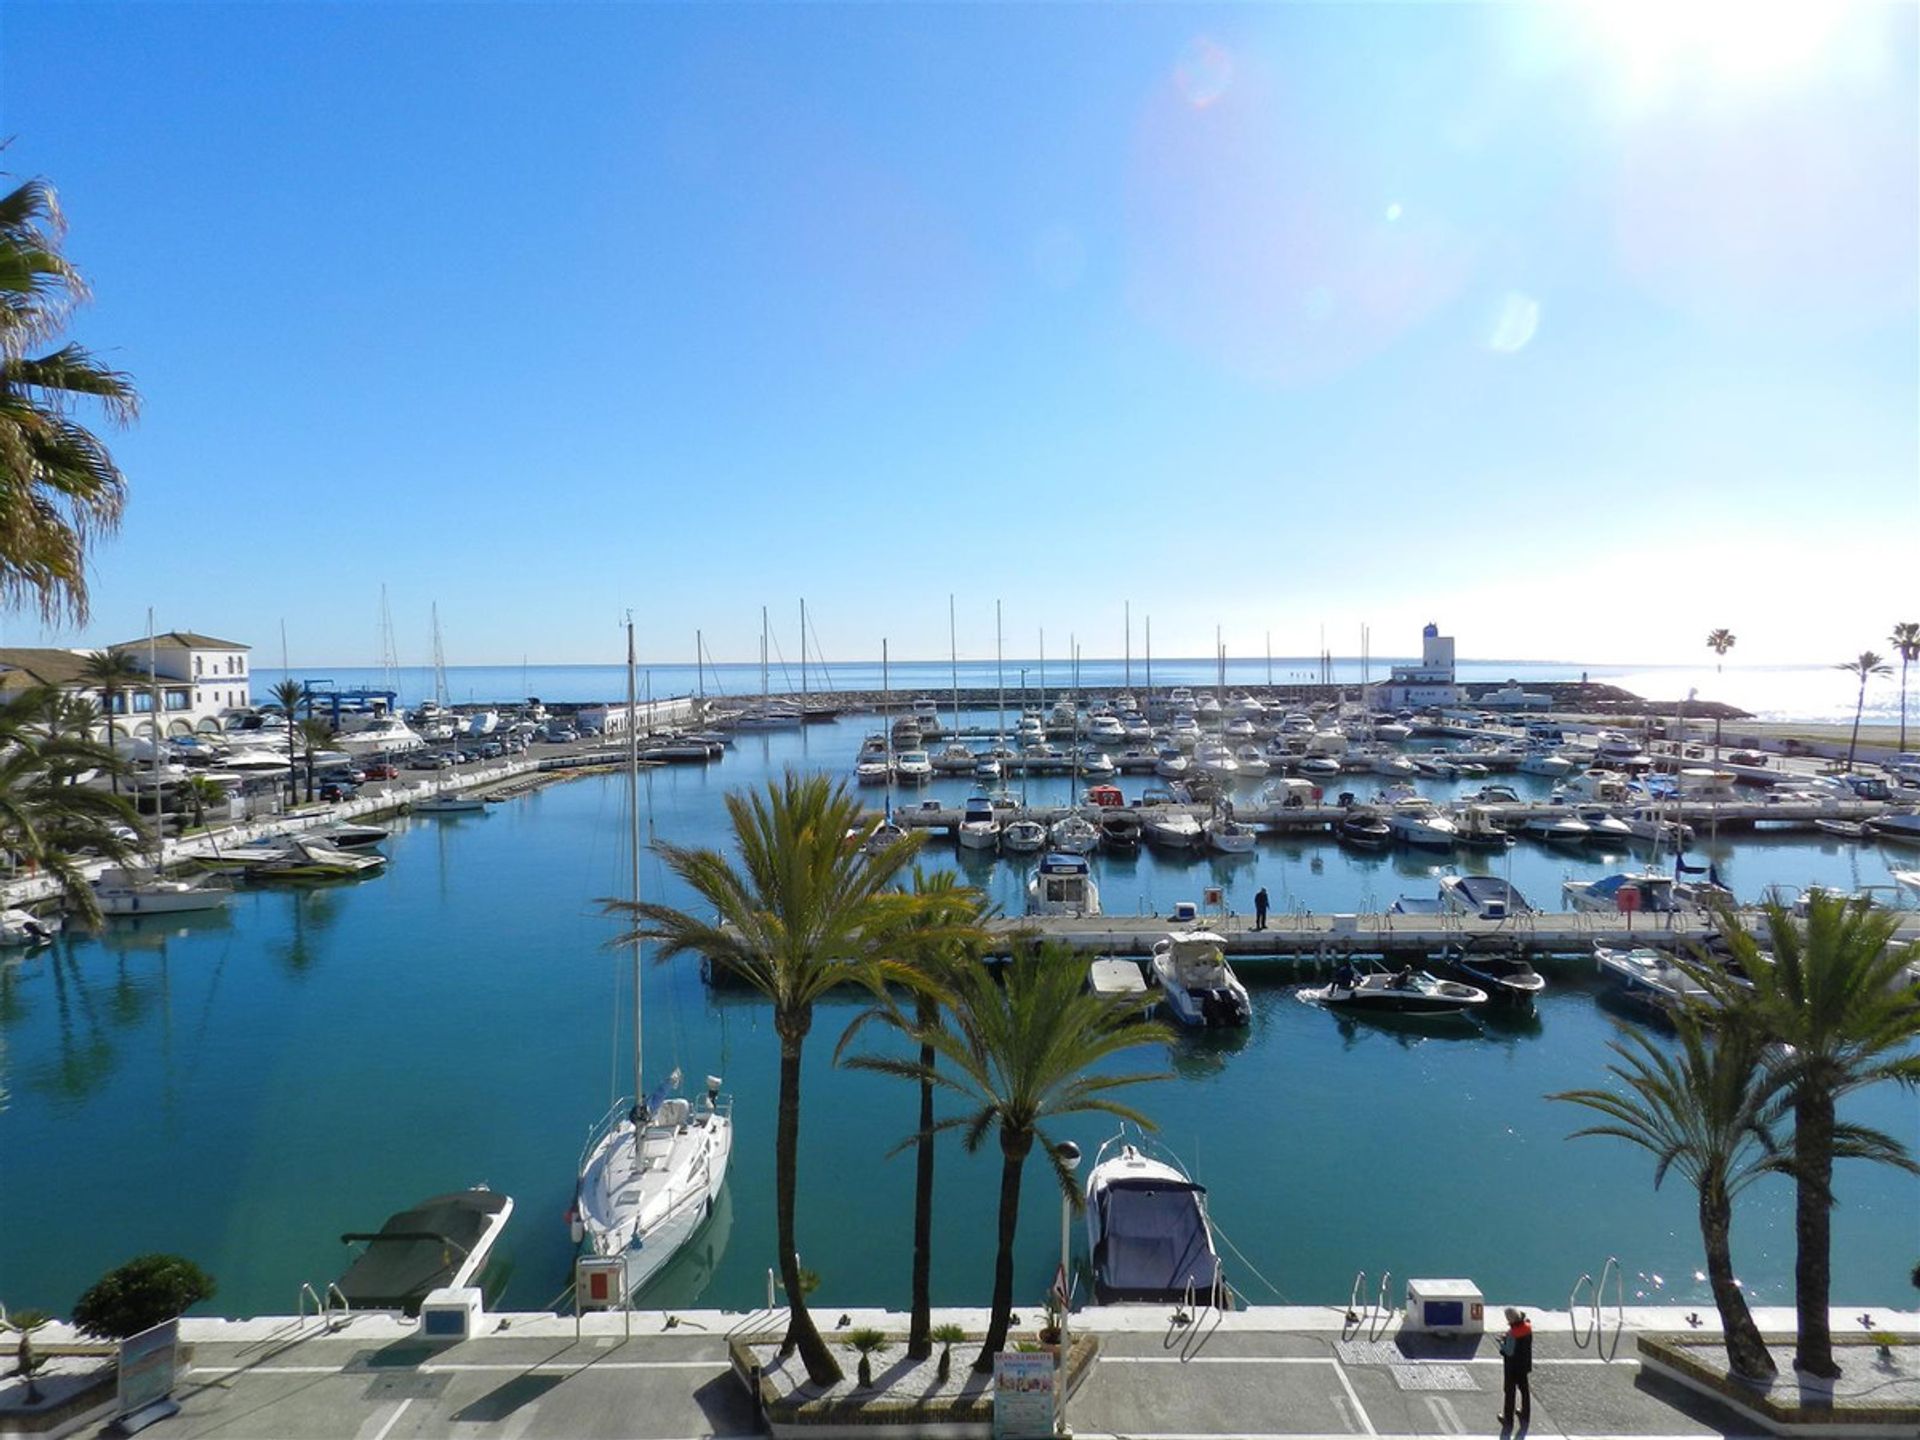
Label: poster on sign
xmin=992 ymin=1349 xmax=1056 ymax=1438
xmin=114 ymin=1318 xmax=182 ymax=1433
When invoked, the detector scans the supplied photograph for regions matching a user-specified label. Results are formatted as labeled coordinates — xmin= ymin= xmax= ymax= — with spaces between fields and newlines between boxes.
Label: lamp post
xmin=1056 ymin=1140 xmax=1081 ymax=1436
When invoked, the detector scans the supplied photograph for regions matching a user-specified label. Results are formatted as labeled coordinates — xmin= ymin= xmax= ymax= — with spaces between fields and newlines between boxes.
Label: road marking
xmin=1426 ymin=1396 xmax=1464 ymax=1433
xmin=365 ymin=1397 xmax=412 ymax=1440
xmin=1332 ymin=1359 xmax=1380 ymax=1438
xmin=1331 ymin=1392 xmax=1361 ymax=1433
xmin=190 ymin=1360 xmax=724 ymax=1377
xmin=1102 ymin=1355 xmax=1336 ymax=1365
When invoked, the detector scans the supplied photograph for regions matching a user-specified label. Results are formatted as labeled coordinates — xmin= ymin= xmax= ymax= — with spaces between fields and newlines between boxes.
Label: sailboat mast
xmin=995 ymin=601 xmax=1004 ymax=744
xmin=149 ymin=608 xmax=163 ymax=859
xmin=1038 ymin=629 xmax=1046 ymax=712
xmin=760 ymin=606 xmax=769 ymax=704
xmin=949 ymin=594 xmax=959 ymax=740
xmin=1125 ymin=601 xmax=1131 ymax=690
xmin=1145 ymin=616 xmax=1153 ymax=705
xmin=628 ymin=618 xmax=643 ymax=1108
xmin=799 ymin=599 xmax=807 ymax=708
xmin=696 ymin=629 xmax=704 ymax=701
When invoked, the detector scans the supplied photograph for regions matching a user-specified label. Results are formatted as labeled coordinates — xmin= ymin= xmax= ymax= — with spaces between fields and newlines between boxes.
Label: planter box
xmin=1637 ymin=1334 xmax=1920 ymax=1438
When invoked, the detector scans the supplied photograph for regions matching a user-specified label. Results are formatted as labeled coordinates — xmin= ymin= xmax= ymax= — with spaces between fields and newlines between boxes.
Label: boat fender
xmin=566 ymin=1205 xmax=584 ymax=1245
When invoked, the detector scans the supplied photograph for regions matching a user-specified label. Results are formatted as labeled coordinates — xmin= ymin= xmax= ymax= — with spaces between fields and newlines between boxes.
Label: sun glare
xmin=1580 ymin=0 xmax=1855 ymax=105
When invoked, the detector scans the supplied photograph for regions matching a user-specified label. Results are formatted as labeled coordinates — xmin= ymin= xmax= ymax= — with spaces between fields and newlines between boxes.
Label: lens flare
xmin=1488 ymin=291 xmax=1541 ymax=354
xmin=1174 ymin=36 xmax=1234 ymax=109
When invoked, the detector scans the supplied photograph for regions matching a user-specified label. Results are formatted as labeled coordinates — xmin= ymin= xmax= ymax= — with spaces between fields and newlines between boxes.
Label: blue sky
xmin=2 ymin=1 xmax=1913 ymax=670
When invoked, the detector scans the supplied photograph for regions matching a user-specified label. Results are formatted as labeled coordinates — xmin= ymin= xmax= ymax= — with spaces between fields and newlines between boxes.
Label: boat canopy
xmin=1093 ymin=1177 xmax=1221 ymax=1304
xmin=1039 ymin=853 xmax=1089 ymax=875
xmin=335 ymin=1190 xmax=510 ymax=1313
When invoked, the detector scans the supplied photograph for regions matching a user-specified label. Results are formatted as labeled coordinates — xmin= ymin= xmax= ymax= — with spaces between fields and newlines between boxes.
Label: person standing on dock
xmin=1253 ymin=887 xmax=1269 ymax=930
xmin=1497 ymin=1307 xmax=1532 ymax=1431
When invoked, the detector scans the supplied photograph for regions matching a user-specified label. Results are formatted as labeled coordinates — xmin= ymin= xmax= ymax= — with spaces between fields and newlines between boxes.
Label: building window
xmin=194 ymin=656 xmax=203 ymax=676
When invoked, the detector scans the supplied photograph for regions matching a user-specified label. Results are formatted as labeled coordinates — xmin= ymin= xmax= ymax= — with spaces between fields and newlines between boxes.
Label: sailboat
xmin=571 ymin=620 xmax=734 ymax=1301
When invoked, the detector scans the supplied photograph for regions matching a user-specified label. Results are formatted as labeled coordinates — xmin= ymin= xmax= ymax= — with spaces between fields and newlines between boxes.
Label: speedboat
xmin=1085 ymin=1132 xmax=1228 ymax=1308
xmin=1519 ymin=751 xmax=1576 ymax=778
xmin=1431 ymin=946 xmax=1546 ymax=1005
xmin=1592 ymin=945 xmax=1714 ymax=1018
xmin=0 ymin=907 xmax=59 ymax=949
xmin=1335 ymin=812 xmax=1392 ymax=851
xmin=1154 ymin=745 xmax=1190 ymax=779
xmin=1049 ymin=814 xmax=1099 ymax=855
xmin=1571 ymin=806 xmax=1637 ymax=845
xmin=893 ymin=750 xmax=934 ymax=784
xmin=1522 ymin=813 xmax=1591 ymax=846
xmin=1301 ymin=964 xmax=1488 ymax=1017
xmin=251 ymin=838 xmax=388 ymax=880
xmin=1144 ymin=808 xmax=1203 ymax=850
xmin=1867 ymin=812 xmax=1920 ymax=846
xmin=336 ymin=1186 xmax=514 ymax=1315
xmin=1026 ymin=853 xmax=1100 ymax=917
xmin=413 ymin=792 xmax=487 ymax=815
xmin=1148 ymin=931 xmax=1250 ymax=1028
xmin=91 ymin=867 xmax=232 ymax=916
xmin=956 ymin=796 xmax=1000 ymax=852
xmin=1437 ymin=874 xmax=1533 ymax=919
xmin=1204 ymin=816 xmax=1257 ymax=854
xmin=1079 ymin=749 xmax=1117 ymax=780
xmin=1001 ymin=818 xmax=1047 ymax=854
xmin=1563 ymin=871 xmax=1684 ymax=914
xmin=1086 ymin=714 xmax=1127 ymax=745
xmin=1099 ymin=810 xmax=1143 ymax=852
xmin=855 ymin=757 xmax=892 ymax=785
xmin=1233 ymin=746 xmax=1272 ymax=778
xmin=312 ymin=823 xmax=391 ymax=849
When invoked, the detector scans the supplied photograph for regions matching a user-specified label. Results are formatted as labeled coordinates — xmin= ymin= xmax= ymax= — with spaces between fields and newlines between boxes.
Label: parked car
xmin=407 ymin=754 xmax=451 ymax=771
xmin=320 ymin=781 xmax=357 ymax=803
xmin=479 ymin=741 xmax=504 ymax=759
xmin=364 ymin=762 xmax=399 ymax=780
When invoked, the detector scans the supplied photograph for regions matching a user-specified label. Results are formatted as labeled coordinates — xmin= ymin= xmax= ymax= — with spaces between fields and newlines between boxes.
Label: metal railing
xmin=1569 ymin=1255 xmax=1624 ymax=1359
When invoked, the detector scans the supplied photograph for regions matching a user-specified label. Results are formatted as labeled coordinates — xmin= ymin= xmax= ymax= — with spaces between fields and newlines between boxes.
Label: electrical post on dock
xmin=1056 ymin=1139 xmax=1081 ymax=1437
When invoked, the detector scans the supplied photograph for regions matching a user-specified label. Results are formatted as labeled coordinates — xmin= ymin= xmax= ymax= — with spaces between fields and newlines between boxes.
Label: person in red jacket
xmin=1497 ymin=1307 xmax=1533 ymax=1430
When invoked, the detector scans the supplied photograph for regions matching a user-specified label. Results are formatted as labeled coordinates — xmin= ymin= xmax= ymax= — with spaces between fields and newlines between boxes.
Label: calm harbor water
xmin=2 ymin=713 xmax=1916 ymax=1322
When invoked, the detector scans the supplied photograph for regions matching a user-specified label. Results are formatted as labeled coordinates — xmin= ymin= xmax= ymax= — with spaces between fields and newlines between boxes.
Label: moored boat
xmin=1026 ymin=852 xmax=1100 ymax=917
xmin=1300 ymin=962 xmax=1487 ymax=1018
xmin=1148 ymin=931 xmax=1250 ymax=1028
xmin=336 ymin=1186 xmax=513 ymax=1314
xmin=1085 ymin=1131 xmax=1229 ymax=1307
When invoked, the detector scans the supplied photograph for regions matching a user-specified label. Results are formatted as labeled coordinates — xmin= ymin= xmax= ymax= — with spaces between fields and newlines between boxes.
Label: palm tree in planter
xmin=1705 ymin=629 xmax=1735 ymax=673
xmin=930 ymin=1322 xmax=966 ymax=1383
xmin=78 ymin=648 xmax=145 ymax=793
xmin=613 ymin=770 xmax=929 ymax=1386
xmin=1889 ymin=622 xmax=1919 ymax=753
xmin=1686 ymin=895 xmax=1920 ymax=1378
xmin=1834 ymin=651 xmax=1891 ymax=772
xmin=846 ymin=1327 xmax=889 ymax=1388
xmin=1 ymin=1308 xmax=54 ymax=1405
xmin=836 ymin=868 xmax=989 ymax=1360
xmin=855 ymin=944 xmax=1170 ymax=1374
xmin=270 ymin=680 xmax=306 ymax=805
xmin=1552 ymin=1017 xmax=1781 ymax=1380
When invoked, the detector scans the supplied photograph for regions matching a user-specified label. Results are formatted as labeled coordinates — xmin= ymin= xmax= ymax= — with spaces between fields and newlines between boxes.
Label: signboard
xmin=115 ymin=1318 xmax=181 ymax=1433
xmin=1616 ymin=885 xmax=1642 ymax=919
xmin=992 ymin=1350 xmax=1056 ymax=1439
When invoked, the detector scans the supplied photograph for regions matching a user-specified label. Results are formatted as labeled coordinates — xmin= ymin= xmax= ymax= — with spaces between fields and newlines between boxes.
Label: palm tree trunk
xmin=774 ymin=1013 xmax=841 ymax=1385
xmin=1792 ymin=1090 xmax=1839 ymax=1377
xmin=1700 ymin=1183 xmax=1775 ymax=1380
xmin=908 ymin=1018 xmax=936 ymax=1359
xmin=1846 ymin=679 xmax=1866 ymax=772
xmin=104 ymin=701 xmax=119 ymax=795
xmin=974 ymin=1130 xmax=1032 ymax=1372
xmin=1901 ymin=656 xmax=1909 ymax=754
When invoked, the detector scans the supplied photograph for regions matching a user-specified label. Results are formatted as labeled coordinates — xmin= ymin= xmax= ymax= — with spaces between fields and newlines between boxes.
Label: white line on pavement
xmin=366 ymin=1397 xmax=412 ymax=1440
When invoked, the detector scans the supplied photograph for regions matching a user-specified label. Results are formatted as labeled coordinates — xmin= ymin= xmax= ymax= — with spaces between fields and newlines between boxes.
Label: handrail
xmin=325 ymin=1283 xmax=351 ymax=1330
xmin=1372 ymin=1270 xmax=1394 ymax=1339
xmin=1569 ymin=1270 xmax=1596 ymax=1347
xmin=297 ymin=1282 xmax=324 ymax=1330
xmin=1347 ymin=1270 xmax=1368 ymax=1323
xmin=1597 ymin=1255 xmax=1625 ymax=1361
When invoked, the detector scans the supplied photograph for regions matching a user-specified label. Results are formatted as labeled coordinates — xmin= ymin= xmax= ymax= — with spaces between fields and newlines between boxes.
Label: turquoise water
xmin=2 ymin=714 xmax=1915 ymax=1322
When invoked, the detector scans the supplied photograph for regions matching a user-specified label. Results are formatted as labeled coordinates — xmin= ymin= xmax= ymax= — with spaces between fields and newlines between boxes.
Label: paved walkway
xmin=26 ymin=1304 xmax=1915 ymax=1439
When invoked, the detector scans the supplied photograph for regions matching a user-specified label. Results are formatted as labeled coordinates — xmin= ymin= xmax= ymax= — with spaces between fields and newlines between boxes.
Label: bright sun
xmin=1579 ymin=0 xmax=1856 ymax=105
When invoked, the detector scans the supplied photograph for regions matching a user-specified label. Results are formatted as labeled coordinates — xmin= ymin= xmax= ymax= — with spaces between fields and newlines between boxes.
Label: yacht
xmin=1086 ymin=712 xmax=1127 ymax=745
xmin=956 ymin=796 xmax=1001 ymax=852
xmin=1026 ymin=853 xmax=1100 ymax=917
xmin=1385 ymin=798 xmax=1459 ymax=849
xmin=1204 ymin=815 xmax=1257 ymax=855
xmin=971 ymin=757 xmax=1001 ymax=782
xmin=1154 ymin=744 xmax=1190 ymax=779
xmin=334 ymin=713 xmax=425 ymax=756
xmin=1049 ymin=814 xmax=1099 ymax=855
xmin=1299 ymin=755 xmax=1343 ymax=779
xmin=931 ymin=742 xmax=977 ymax=775
xmin=1571 ymin=805 xmax=1636 ymax=845
xmin=1522 ymin=813 xmax=1591 ymax=846
xmin=1078 ymin=748 xmax=1117 ymax=780
xmin=893 ymin=750 xmax=933 ymax=784
xmin=1563 ymin=871 xmax=1684 ymax=914
xmin=1233 ymin=745 xmax=1271 ymax=778
xmin=1148 ymin=931 xmax=1250 ymax=1028
xmin=1085 ymin=1132 xmax=1228 ymax=1308
xmin=1371 ymin=751 xmax=1418 ymax=778
xmin=1335 ymin=812 xmax=1392 ymax=850
xmin=251 ymin=837 xmax=388 ymax=880
xmin=1437 ymin=874 xmax=1533 ymax=919
xmin=1867 ymin=812 xmax=1920 ymax=846
xmin=465 ymin=710 xmax=500 ymax=737
xmin=1374 ymin=721 xmax=1413 ymax=742
xmin=855 ymin=756 xmax=892 ymax=786
xmin=1001 ymin=817 xmax=1048 ymax=854
xmin=1193 ymin=741 xmax=1239 ymax=780
xmin=1518 ymin=751 xmax=1575 ymax=778
xmin=1144 ymin=807 xmax=1203 ymax=849
xmin=1592 ymin=944 xmax=1714 ymax=1017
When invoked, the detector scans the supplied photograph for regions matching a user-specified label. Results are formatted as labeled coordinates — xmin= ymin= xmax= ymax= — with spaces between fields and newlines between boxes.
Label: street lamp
xmin=1056 ymin=1140 xmax=1082 ymax=1436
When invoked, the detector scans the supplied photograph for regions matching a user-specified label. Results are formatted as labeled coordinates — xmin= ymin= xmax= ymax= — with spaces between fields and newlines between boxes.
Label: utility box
xmin=576 ymin=1255 xmax=628 ymax=1311
xmin=418 ymin=1287 xmax=484 ymax=1341
xmin=1404 ymin=1279 xmax=1484 ymax=1336
xmin=1172 ymin=901 xmax=1198 ymax=922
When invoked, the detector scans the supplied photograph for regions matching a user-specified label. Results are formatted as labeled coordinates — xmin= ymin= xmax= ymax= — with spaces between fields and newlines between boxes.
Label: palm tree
xmin=78 ymin=648 xmax=145 ymax=793
xmin=854 ymin=944 xmax=1170 ymax=1373
xmin=1552 ymin=1018 xmax=1780 ymax=1380
xmin=270 ymin=680 xmax=305 ymax=805
xmin=1687 ymin=896 xmax=1920 ymax=1378
xmin=0 ymin=177 xmax=139 ymax=624
xmin=1 ymin=1307 xmax=54 ymax=1404
xmin=180 ymin=775 xmax=226 ymax=833
xmin=1890 ymin=623 xmax=1920 ymax=753
xmin=1834 ymin=651 xmax=1892 ymax=772
xmin=296 ymin=718 xmax=334 ymax=802
xmin=1705 ymin=629 xmax=1735 ymax=673
xmin=836 ymin=868 xmax=989 ymax=1359
xmin=614 ymin=771 xmax=928 ymax=1386
xmin=0 ymin=684 xmax=138 ymax=923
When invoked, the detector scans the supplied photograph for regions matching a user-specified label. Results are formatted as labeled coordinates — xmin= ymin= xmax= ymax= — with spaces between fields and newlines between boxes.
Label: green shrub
xmin=71 ymin=1255 xmax=216 ymax=1340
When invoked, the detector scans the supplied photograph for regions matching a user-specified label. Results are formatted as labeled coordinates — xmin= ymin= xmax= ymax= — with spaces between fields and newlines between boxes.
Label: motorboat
xmin=1233 ymin=745 xmax=1271 ymax=778
xmin=861 ymin=819 xmax=908 ymax=856
xmin=1049 ymin=813 xmax=1099 ymax=855
xmin=1099 ymin=810 xmax=1143 ymax=852
xmin=1518 ymin=751 xmax=1576 ymax=778
xmin=1154 ymin=745 xmax=1190 ymax=779
xmin=1562 ymin=871 xmax=1684 ymax=914
xmin=1553 ymin=770 xmax=1633 ymax=805
xmin=413 ymin=791 xmax=488 ymax=815
xmin=1375 ymin=721 xmax=1413 ymax=742
xmin=855 ymin=757 xmax=892 ymax=785
xmin=1193 ymin=741 xmax=1239 ymax=780
xmin=0 ymin=907 xmax=59 ymax=948
xmin=931 ymin=742 xmax=977 ymax=775
xmin=956 ymin=796 xmax=1000 ymax=852
xmin=1026 ymin=852 xmax=1100 ymax=917
xmin=973 ymin=757 xmax=1001 ymax=782
xmin=1522 ymin=813 xmax=1591 ymax=846
xmin=893 ymin=750 xmax=933 ymax=784
xmin=1451 ymin=805 xmax=1515 ymax=849
xmin=1371 ymin=751 xmax=1418 ymax=778
xmin=1223 ymin=716 xmax=1257 ymax=740
xmin=251 ymin=838 xmax=389 ymax=880
xmin=1431 ymin=946 xmax=1546 ymax=1005
xmin=91 ymin=866 xmax=232 ymax=917
xmin=1023 ymin=743 xmax=1070 ymax=774
xmin=1144 ymin=808 xmax=1203 ymax=850
xmin=1867 ymin=812 xmax=1920 ymax=846
xmin=1385 ymin=798 xmax=1458 ymax=849
xmin=312 ymin=823 xmax=391 ymax=849
xmin=1592 ymin=944 xmax=1714 ymax=1016
xmin=1335 ymin=812 xmax=1392 ymax=851
xmin=1570 ymin=806 xmax=1637 ymax=846
xmin=1001 ymin=818 xmax=1048 ymax=854
xmin=333 ymin=714 xmax=425 ymax=756
xmin=1085 ymin=783 xmax=1125 ymax=808
xmin=1299 ymin=755 xmax=1343 ymax=779
xmin=1078 ymin=748 xmax=1117 ymax=780
xmin=1300 ymin=963 xmax=1488 ymax=1017
xmin=1085 ymin=1132 xmax=1228 ymax=1307
xmin=465 ymin=710 xmax=500 ymax=737
xmin=336 ymin=1186 xmax=514 ymax=1315
xmin=1814 ymin=818 xmax=1873 ymax=840
xmin=1204 ymin=816 xmax=1257 ymax=855
xmin=1086 ymin=713 xmax=1127 ymax=745
xmin=1437 ymin=874 xmax=1533 ymax=919
xmin=1149 ymin=931 xmax=1250 ymax=1028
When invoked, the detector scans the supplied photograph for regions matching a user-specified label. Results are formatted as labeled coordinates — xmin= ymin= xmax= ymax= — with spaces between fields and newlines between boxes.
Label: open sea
xmin=255 ymin=657 xmax=1917 ymax=729
xmin=2 ymin=710 xmax=1915 ymax=1325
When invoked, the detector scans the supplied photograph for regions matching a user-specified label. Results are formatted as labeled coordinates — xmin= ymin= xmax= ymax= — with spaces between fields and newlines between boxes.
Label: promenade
xmin=16 ymin=1304 xmax=1917 ymax=1439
